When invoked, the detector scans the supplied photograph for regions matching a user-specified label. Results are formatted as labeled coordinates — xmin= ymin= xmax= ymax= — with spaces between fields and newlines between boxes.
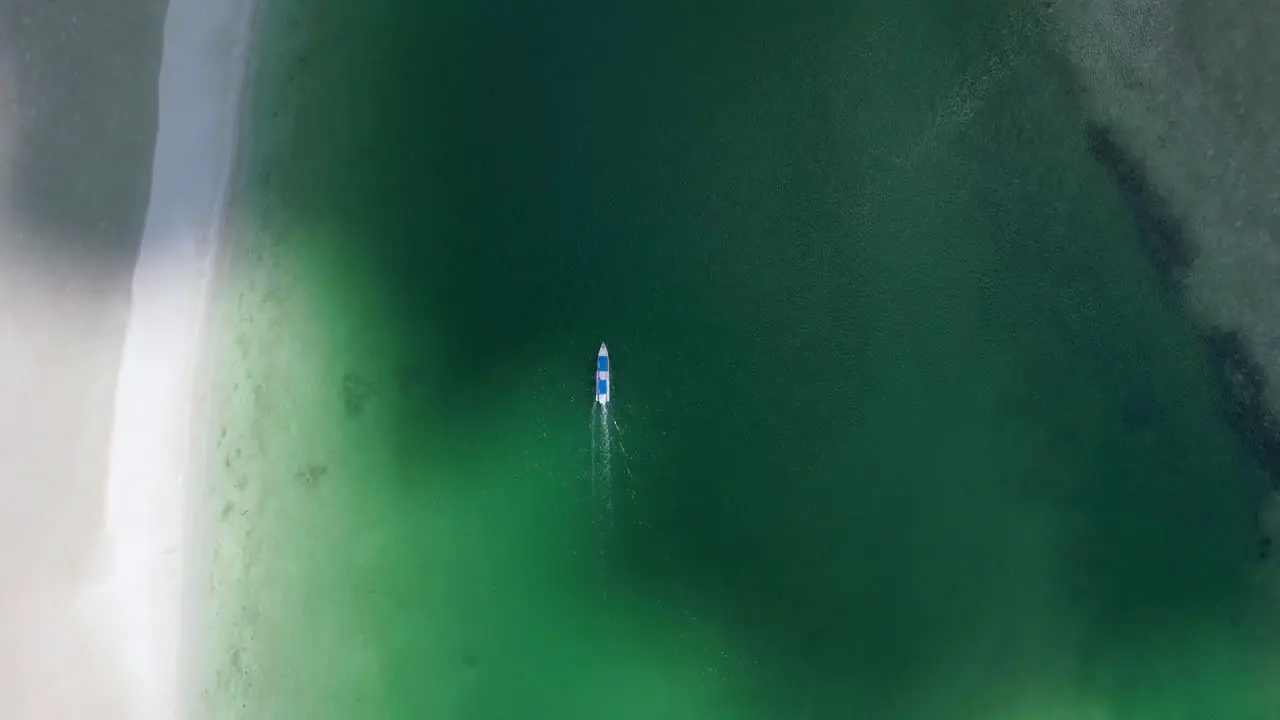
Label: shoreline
xmin=92 ymin=0 xmax=259 ymax=716
xmin=180 ymin=0 xmax=271 ymax=713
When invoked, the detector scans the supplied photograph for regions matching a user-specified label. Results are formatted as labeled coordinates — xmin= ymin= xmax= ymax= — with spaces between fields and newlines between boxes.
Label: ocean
xmin=194 ymin=0 xmax=1280 ymax=717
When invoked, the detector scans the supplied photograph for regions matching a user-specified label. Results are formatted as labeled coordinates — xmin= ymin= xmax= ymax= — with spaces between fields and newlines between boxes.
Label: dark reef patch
xmin=1084 ymin=122 xmax=1198 ymax=286
xmin=1206 ymin=329 xmax=1280 ymax=487
xmin=295 ymin=463 xmax=329 ymax=487
xmin=341 ymin=373 xmax=376 ymax=418
xmin=1084 ymin=121 xmax=1280 ymax=554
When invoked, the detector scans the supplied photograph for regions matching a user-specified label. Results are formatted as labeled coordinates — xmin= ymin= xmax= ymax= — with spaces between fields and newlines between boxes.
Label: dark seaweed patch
xmin=1084 ymin=122 xmax=1198 ymax=284
xmin=1206 ymin=329 xmax=1280 ymax=483
xmin=342 ymin=373 xmax=376 ymax=417
xmin=295 ymin=463 xmax=329 ymax=487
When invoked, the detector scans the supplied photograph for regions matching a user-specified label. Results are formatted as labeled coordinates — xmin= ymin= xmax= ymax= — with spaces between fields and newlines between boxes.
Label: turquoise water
xmin=195 ymin=1 xmax=1280 ymax=718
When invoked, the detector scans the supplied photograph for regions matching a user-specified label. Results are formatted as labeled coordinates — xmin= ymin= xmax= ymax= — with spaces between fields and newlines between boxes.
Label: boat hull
xmin=595 ymin=344 xmax=610 ymax=404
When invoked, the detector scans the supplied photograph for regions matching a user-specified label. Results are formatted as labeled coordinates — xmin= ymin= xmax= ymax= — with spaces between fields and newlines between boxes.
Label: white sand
xmin=83 ymin=0 xmax=257 ymax=717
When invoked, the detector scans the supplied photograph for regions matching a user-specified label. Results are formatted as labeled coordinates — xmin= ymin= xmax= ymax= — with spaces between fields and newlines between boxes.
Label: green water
xmin=195 ymin=1 xmax=1280 ymax=718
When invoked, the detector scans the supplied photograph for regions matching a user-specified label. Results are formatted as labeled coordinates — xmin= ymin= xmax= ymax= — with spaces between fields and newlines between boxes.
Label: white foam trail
xmin=84 ymin=0 xmax=257 ymax=717
xmin=590 ymin=408 xmax=599 ymax=502
xmin=587 ymin=403 xmax=618 ymax=602
xmin=600 ymin=405 xmax=614 ymax=513
xmin=588 ymin=403 xmax=619 ymax=550
xmin=609 ymin=412 xmax=637 ymax=502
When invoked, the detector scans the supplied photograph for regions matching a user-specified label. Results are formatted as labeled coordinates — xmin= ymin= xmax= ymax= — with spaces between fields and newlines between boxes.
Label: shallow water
xmin=195 ymin=1 xmax=1280 ymax=717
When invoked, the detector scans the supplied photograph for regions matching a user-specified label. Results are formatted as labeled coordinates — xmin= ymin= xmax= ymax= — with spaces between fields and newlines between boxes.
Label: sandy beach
xmin=0 ymin=0 xmax=254 ymax=717
xmin=0 ymin=0 xmax=164 ymax=716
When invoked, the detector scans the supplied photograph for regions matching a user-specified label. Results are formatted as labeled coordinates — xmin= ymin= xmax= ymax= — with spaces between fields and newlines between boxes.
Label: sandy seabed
xmin=1046 ymin=0 xmax=1280 ymax=593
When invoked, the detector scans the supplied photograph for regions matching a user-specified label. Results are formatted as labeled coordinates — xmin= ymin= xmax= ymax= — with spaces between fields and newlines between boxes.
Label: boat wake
xmin=587 ymin=399 xmax=635 ymax=597
xmin=590 ymin=402 xmax=616 ymax=524
xmin=586 ymin=343 xmax=636 ymax=600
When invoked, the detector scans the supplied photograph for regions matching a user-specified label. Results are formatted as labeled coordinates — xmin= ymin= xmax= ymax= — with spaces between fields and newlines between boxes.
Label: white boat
xmin=595 ymin=343 xmax=610 ymax=405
